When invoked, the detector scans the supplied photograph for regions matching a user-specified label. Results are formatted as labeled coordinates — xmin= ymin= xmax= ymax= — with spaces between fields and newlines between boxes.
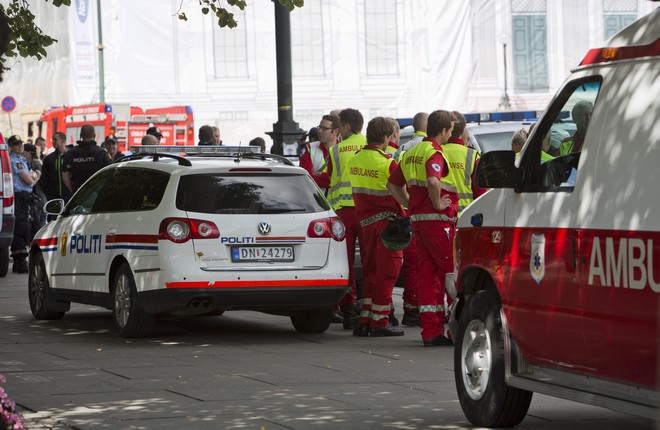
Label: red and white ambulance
xmin=448 ymin=10 xmax=659 ymax=427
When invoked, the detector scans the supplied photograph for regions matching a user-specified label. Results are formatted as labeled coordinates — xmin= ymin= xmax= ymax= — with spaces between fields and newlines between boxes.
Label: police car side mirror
xmin=476 ymin=150 xmax=521 ymax=189
xmin=44 ymin=199 xmax=65 ymax=216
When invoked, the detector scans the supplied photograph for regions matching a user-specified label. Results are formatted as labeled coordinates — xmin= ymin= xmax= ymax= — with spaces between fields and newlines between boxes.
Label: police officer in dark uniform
xmin=146 ymin=126 xmax=163 ymax=143
xmin=7 ymin=135 xmax=41 ymax=273
xmin=62 ymin=124 xmax=110 ymax=194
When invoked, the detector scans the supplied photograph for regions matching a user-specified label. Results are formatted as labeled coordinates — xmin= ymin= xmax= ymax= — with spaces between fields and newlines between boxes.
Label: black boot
xmin=370 ymin=324 xmax=404 ymax=337
xmin=402 ymin=309 xmax=420 ymax=327
xmin=341 ymin=305 xmax=358 ymax=330
xmin=14 ymin=254 xmax=28 ymax=274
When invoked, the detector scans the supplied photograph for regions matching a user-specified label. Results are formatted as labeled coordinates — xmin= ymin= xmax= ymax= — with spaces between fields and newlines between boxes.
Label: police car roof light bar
xmin=397 ymin=110 xmax=539 ymax=128
xmin=130 ymin=145 xmax=260 ymax=155
xmin=128 ymin=146 xmax=294 ymax=166
xmin=115 ymin=151 xmax=192 ymax=166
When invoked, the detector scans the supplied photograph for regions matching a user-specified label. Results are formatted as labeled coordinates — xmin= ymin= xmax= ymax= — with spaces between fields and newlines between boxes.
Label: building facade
xmin=0 ymin=0 xmax=653 ymax=149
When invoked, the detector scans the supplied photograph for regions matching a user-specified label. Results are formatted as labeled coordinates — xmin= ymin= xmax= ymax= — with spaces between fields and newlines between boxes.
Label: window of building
xmin=603 ymin=0 xmax=637 ymax=39
xmin=212 ymin=10 xmax=249 ymax=78
xmin=291 ymin=2 xmax=324 ymax=78
xmin=511 ymin=0 xmax=548 ymax=93
xmin=363 ymin=0 xmax=399 ymax=77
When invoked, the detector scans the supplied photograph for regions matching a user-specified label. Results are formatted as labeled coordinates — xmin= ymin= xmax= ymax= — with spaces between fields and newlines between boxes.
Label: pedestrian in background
xmin=141 ymin=134 xmax=159 ymax=146
xmin=103 ymin=134 xmax=124 ymax=161
xmin=198 ymin=125 xmax=215 ymax=146
xmin=146 ymin=126 xmax=163 ymax=144
xmin=212 ymin=126 xmax=223 ymax=145
xmin=300 ymin=114 xmax=339 ymax=195
xmin=62 ymin=124 xmax=110 ymax=194
xmin=34 ymin=136 xmax=46 ymax=160
xmin=40 ymin=131 xmax=71 ymax=203
xmin=7 ymin=135 xmax=41 ymax=273
xmin=249 ymin=137 xmax=266 ymax=153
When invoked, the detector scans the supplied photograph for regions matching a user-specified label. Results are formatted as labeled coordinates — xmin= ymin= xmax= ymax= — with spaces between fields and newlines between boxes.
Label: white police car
xmin=29 ymin=147 xmax=349 ymax=337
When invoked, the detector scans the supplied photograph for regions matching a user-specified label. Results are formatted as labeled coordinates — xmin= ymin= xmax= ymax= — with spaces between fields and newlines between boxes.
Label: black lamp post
xmin=498 ymin=33 xmax=511 ymax=110
xmin=266 ymin=0 xmax=305 ymax=155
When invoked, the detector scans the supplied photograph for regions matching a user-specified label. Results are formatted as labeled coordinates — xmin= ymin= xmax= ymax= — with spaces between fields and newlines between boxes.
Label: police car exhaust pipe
xmin=189 ymin=298 xmax=212 ymax=309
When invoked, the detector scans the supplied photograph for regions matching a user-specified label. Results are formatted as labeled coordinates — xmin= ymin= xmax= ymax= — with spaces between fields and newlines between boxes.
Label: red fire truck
xmin=38 ymin=103 xmax=195 ymax=153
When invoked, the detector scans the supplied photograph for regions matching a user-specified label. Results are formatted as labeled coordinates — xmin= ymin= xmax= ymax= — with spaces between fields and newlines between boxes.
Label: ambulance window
xmin=524 ymin=78 xmax=601 ymax=191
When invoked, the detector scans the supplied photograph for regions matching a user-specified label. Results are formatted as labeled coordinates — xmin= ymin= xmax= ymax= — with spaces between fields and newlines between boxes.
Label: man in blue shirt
xmin=8 ymin=135 xmax=41 ymax=273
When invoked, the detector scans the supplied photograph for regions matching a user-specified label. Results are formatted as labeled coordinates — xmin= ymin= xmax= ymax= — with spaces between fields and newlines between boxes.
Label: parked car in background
xmin=29 ymin=147 xmax=349 ymax=337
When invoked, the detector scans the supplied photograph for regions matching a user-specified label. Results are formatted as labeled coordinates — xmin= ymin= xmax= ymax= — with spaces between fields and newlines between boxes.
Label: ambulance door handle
xmin=107 ymin=228 xmax=117 ymax=235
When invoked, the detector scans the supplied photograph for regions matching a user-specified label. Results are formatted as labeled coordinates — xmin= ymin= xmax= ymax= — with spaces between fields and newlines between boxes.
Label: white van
xmin=448 ymin=9 xmax=659 ymax=427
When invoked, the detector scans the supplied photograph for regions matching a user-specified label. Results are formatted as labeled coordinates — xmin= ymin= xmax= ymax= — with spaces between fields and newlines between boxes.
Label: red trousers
xmin=413 ymin=220 xmax=455 ymax=340
xmin=401 ymin=235 xmax=418 ymax=310
xmin=336 ymin=207 xmax=363 ymax=307
xmin=358 ymin=219 xmax=403 ymax=327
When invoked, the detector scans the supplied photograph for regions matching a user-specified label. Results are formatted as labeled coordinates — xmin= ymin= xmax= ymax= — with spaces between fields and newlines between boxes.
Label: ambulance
xmin=447 ymin=10 xmax=659 ymax=427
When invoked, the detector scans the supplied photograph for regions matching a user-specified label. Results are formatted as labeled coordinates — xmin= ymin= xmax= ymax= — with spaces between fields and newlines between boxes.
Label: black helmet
xmin=381 ymin=215 xmax=412 ymax=251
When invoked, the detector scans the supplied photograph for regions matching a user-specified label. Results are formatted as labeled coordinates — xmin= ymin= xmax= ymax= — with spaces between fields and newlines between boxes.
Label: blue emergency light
xmin=397 ymin=110 xmax=540 ymax=127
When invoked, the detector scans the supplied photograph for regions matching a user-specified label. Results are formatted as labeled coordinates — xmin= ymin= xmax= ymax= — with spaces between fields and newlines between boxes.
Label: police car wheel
xmin=0 ymin=247 xmax=8 ymax=277
xmin=454 ymin=289 xmax=532 ymax=427
xmin=28 ymin=253 xmax=66 ymax=320
xmin=290 ymin=308 xmax=333 ymax=334
xmin=112 ymin=263 xmax=155 ymax=338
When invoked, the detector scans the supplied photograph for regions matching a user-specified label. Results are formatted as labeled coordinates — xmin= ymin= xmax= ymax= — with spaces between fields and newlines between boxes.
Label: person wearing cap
xmin=198 ymin=125 xmax=215 ymax=146
xmin=103 ymin=134 xmax=124 ymax=161
xmin=40 ymin=131 xmax=71 ymax=203
xmin=7 ymin=135 xmax=41 ymax=273
xmin=62 ymin=124 xmax=111 ymax=194
xmin=146 ymin=126 xmax=163 ymax=143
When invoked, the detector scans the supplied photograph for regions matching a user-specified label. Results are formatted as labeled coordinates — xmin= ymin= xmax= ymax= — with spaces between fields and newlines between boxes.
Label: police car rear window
xmin=176 ymin=173 xmax=330 ymax=214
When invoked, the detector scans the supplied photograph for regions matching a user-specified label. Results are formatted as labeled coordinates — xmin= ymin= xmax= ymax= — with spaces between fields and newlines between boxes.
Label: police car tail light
xmin=1 ymin=148 xmax=13 ymax=208
xmin=159 ymin=218 xmax=219 ymax=243
xmin=307 ymin=217 xmax=345 ymax=242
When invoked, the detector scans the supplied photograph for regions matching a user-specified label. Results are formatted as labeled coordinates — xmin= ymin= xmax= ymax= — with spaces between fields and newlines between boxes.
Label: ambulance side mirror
xmin=476 ymin=150 xmax=521 ymax=189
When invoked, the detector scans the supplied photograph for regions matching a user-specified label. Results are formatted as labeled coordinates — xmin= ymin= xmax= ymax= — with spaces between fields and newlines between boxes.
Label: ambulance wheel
xmin=290 ymin=308 xmax=333 ymax=333
xmin=454 ymin=289 xmax=532 ymax=427
xmin=112 ymin=263 xmax=155 ymax=338
xmin=28 ymin=253 xmax=66 ymax=320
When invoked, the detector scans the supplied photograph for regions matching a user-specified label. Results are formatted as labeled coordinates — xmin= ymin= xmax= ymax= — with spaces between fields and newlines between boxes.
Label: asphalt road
xmin=0 ymin=270 xmax=656 ymax=430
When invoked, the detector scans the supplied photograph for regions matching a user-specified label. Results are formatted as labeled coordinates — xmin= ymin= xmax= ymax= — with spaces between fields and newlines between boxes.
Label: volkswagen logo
xmin=258 ymin=221 xmax=271 ymax=236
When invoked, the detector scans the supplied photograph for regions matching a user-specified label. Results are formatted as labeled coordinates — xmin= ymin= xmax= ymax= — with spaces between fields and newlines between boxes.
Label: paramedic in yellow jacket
xmin=347 ymin=117 xmax=406 ymax=337
xmin=327 ymin=108 xmax=367 ymax=328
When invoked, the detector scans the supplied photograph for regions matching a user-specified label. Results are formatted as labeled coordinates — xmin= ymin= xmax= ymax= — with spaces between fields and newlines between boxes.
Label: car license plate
xmin=231 ymin=246 xmax=294 ymax=262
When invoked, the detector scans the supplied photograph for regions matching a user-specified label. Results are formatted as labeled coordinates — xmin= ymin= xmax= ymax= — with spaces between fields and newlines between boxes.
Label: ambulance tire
xmin=0 ymin=246 xmax=8 ymax=277
xmin=112 ymin=263 xmax=155 ymax=338
xmin=454 ymin=289 xmax=532 ymax=428
xmin=28 ymin=252 xmax=66 ymax=320
xmin=290 ymin=307 xmax=333 ymax=334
